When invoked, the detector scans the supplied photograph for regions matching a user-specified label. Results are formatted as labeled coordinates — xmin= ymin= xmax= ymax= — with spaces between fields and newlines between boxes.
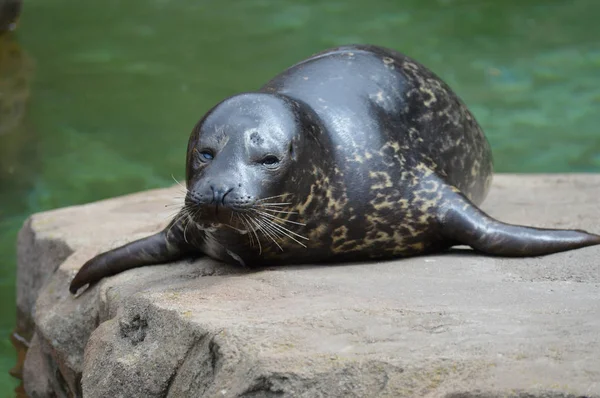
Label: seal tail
xmin=437 ymin=186 xmax=600 ymax=257
xmin=69 ymin=219 xmax=196 ymax=295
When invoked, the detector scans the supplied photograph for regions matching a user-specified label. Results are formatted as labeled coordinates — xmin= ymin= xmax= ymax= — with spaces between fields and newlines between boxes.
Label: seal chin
xmin=222 ymin=224 xmax=250 ymax=234
xmin=196 ymin=222 xmax=222 ymax=233
xmin=192 ymin=205 xmax=249 ymax=234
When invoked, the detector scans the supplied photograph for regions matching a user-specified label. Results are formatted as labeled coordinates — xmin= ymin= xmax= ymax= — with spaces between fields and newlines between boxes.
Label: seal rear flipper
xmin=436 ymin=186 xmax=600 ymax=257
xmin=69 ymin=218 xmax=199 ymax=294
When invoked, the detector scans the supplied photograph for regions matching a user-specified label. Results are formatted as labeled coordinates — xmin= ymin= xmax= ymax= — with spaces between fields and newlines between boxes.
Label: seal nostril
xmin=209 ymin=185 xmax=216 ymax=204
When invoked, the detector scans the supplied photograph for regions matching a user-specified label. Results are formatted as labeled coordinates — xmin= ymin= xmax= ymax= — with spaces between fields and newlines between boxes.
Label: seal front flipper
xmin=436 ymin=184 xmax=600 ymax=257
xmin=69 ymin=217 xmax=199 ymax=294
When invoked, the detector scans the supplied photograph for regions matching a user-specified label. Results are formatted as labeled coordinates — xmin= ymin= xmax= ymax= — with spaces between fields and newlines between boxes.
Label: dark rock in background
xmin=0 ymin=0 xmax=21 ymax=33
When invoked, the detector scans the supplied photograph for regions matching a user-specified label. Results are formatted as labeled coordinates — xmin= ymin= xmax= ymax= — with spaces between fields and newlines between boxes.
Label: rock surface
xmin=18 ymin=174 xmax=600 ymax=397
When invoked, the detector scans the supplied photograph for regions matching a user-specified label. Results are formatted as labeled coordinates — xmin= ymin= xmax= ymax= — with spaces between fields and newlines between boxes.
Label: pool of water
xmin=1 ymin=0 xmax=599 ymax=392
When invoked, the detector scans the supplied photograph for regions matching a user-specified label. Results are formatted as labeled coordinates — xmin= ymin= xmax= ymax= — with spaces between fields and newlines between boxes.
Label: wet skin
xmin=69 ymin=44 xmax=600 ymax=294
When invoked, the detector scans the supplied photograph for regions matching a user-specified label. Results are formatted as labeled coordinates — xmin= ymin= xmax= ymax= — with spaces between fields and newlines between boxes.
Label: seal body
xmin=70 ymin=45 xmax=600 ymax=294
xmin=257 ymin=45 xmax=493 ymax=262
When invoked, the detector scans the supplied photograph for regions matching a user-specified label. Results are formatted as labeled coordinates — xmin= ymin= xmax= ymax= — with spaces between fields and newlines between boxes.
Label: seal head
xmin=180 ymin=92 xmax=333 ymax=264
xmin=185 ymin=93 xmax=326 ymax=227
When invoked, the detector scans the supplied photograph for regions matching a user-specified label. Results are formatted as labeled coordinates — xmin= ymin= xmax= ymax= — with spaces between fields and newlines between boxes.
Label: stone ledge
xmin=17 ymin=174 xmax=600 ymax=397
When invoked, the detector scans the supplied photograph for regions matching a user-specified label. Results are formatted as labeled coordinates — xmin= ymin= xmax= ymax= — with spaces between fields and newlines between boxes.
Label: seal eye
xmin=199 ymin=150 xmax=214 ymax=162
xmin=261 ymin=155 xmax=280 ymax=167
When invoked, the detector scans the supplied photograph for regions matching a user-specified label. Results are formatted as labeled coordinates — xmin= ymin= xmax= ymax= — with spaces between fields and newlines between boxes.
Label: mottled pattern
xmin=255 ymin=45 xmax=493 ymax=262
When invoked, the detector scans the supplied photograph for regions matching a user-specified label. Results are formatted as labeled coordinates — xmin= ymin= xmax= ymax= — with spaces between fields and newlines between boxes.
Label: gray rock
xmin=18 ymin=175 xmax=600 ymax=397
xmin=22 ymin=333 xmax=67 ymax=398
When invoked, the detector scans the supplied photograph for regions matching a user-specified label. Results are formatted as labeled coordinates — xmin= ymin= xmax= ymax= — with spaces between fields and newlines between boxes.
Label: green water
xmin=0 ymin=0 xmax=599 ymax=393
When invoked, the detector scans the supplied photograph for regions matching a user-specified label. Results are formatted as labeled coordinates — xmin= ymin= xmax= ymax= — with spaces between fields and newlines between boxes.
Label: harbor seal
xmin=69 ymin=44 xmax=600 ymax=294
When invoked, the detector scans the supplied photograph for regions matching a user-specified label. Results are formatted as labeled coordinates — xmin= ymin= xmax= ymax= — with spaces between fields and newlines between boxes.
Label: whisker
xmin=183 ymin=206 xmax=202 ymax=244
xmin=165 ymin=207 xmax=190 ymax=235
xmin=237 ymin=214 xmax=255 ymax=248
xmin=163 ymin=209 xmax=183 ymax=222
xmin=240 ymin=213 xmax=260 ymax=251
xmin=242 ymin=213 xmax=262 ymax=255
xmin=263 ymin=217 xmax=309 ymax=241
xmin=255 ymin=217 xmax=284 ymax=251
xmin=183 ymin=216 xmax=191 ymax=244
xmin=252 ymin=210 xmax=309 ymax=240
xmin=167 ymin=207 xmax=187 ymax=240
xmin=256 ymin=215 xmax=308 ymax=248
xmin=171 ymin=174 xmax=188 ymax=191
xmin=267 ymin=225 xmax=307 ymax=248
xmin=256 ymin=193 xmax=291 ymax=202
xmin=253 ymin=207 xmax=298 ymax=215
xmin=164 ymin=204 xmax=186 ymax=217
xmin=263 ymin=220 xmax=307 ymax=248
xmin=191 ymin=206 xmax=203 ymax=223
xmin=167 ymin=175 xmax=188 ymax=221
xmin=253 ymin=209 xmax=306 ymax=226
xmin=257 ymin=202 xmax=292 ymax=207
